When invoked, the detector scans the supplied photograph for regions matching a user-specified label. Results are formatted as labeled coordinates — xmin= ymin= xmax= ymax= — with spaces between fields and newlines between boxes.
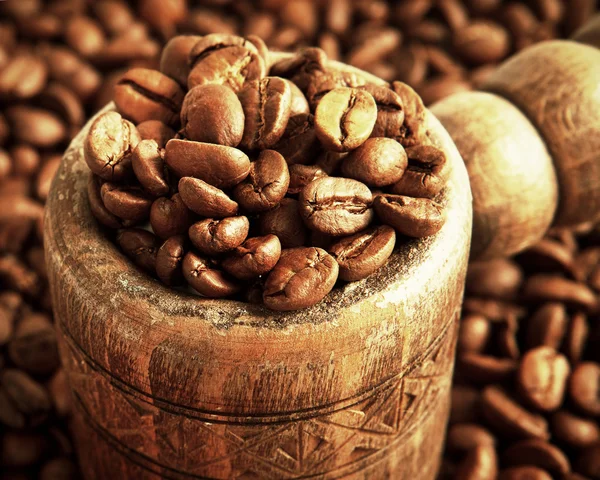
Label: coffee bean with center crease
xmin=182 ymin=251 xmax=239 ymax=298
xmin=374 ymin=194 xmax=446 ymax=237
xmin=391 ymin=81 xmax=429 ymax=147
xmin=233 ymin=150 xmax=290 ymax=212
xmin=114 ymin=68 xmax=185 ymax=127
xmin=259 ymin=197 xmax=307 ymax=248
xmin=569 ymin=362 xmax=600 ymax=416
xmin=222 ymin=235 xmax=282 ymax=280
xmin=165 ymin=139 xmax=250 ymax=189
xmin=517 ymin=346 xmax=570 ymax=411
xmin=263 ymin=247 xmax=339 ymax=311
xmin=150 ymin=193 xmax=193 ymax=239
xmin=136 ymin=120 xmax=176 ymax=148
xmin=391 ymin=145 xmax=450 ymax=198
xmin=178 ymin=177 xmax=238 ymax=218
xmin=132 ymin=139 xmax=169 ymax=197
xmin=341 ymin=137 xmax=408 ymax=187
xmin=329 ymin=225 xmax=396 ymax=281
xmin=116 ymin=228 xmax=159 ymax=273
xmin=273 ymin=113 xmax=320 ymax=166
xmin=180 ymin=84 xmax=245 ymax=147
xmin=238 ymin=76 xmax=292 ymax=150
xmin=100 ymin=182 xmax=153 ymax=224
xmin=314 ymin=87 xmax=377 ymax=152
xmin=299 ymin=177 xmax=373 ymax=236
xmin=288 ymin=164 xmax=328 ymax=195
xmin=160 ymin=35 xmax=203 ymax=87
xmin=360 ymin=83 xmax=405 ymax=139
xmin=156 ymin=235 xmax=187 ymax=286
xmin=87 ymin=174 xmax=123 ymax=229
xmin=189 ymin=217 xmax=249 ymax=255
xmin=187 ymin=33 xmax=266 ymax=91
xmin=84 ymin=111 xmax=140 ymax=182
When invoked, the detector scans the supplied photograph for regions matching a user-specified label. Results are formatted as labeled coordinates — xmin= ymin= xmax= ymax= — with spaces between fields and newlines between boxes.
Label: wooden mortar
xmin=45 ymin=57 xmax=472 ymax=479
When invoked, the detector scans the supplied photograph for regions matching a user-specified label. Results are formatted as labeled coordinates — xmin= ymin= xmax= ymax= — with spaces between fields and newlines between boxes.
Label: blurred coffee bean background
xmin=0 ymin=0 xmax=598 ymax=478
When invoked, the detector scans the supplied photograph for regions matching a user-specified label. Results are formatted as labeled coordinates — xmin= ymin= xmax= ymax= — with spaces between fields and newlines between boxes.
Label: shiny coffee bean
xmin=502 ymin=439 xmax=570 ymax=476
xmin=188 ymin=217 xmax=249 ymax=255
xmin=182 ymin=251 xmax=239 ymax=298
xmin=259 ymin=197 xmax=307 ymax=248
xmin=517 ymin=346 xmax=570 ymax=411
xmin=273 ymin=113 xmax=320 ymax=166
xmin=466 ymin=259 xmax=524 ymax=300
xmin=360 ymin=83 xmax=405 ymax=139
xmin=180 ymin=84 xmax=245 ymax=146
xmin=458 ymin=352 xmax=518 ymax=383
xmin=114 ymin=68 xmax=185 ymax=126
xmin=299 ymin=177 xmax=373 ymax=236
xmin=526 ymin=303 xmax=568 ymax=349
xmin=100 ymin=182 xmax=152 ymax=224
xmin=160 ymin=35 xmax=203 ymax=86
xmin=374 ymin=194 xmax=445 ymax=237
xmin=458 ymin=314 xmax=492 ymax=354
xmin=329 ymin=225 xmax=396 ymax=281
xmin=132 ymin=139 xmax=169 ymax=197
xmin=187 ymin=34 xmax=266 ymax=91
xmin=341 ymin=137 xmax=407 ymax=187
xmin=453 ymin=20 xmax=510 ymax=65
xmin=136 ymin=120 xmax=175 ymax=148
xmin=156 ymin=235 xmax=187 ymax=286
xmin=314 ymin=87 xmax=377 ymax=152
xmin=522 ymin=275 xmax=597 ymax=312
xmin=287 ymin=79 xmax=310 ymax=116
xmin=150 ymin=193 xmax=193 ymax=239
xmin=263 ymin=247 xmax=339 ymax=311
xmin=288 ymin=164 xmax=328 ymax=195
xmin=178 ymin=177 xmax=238 ymax=218
xmin=391 ymin=81 xmax=429 ymax=147
xmin=87 ymin=174 xmax=123 ymax=229
xmin=447 ymin=423 xmax=496 ymax=452
xmin=391 ymin=145 xmax=449 ymax=198
xmin=222 ymin=235 xmax=282 ymax=280
xmin=565 ymin=312 xmax=589 ymax=364
xmin=569 ymin=362 xmax=600 ymax=416
xmin=116 ymin=228 xmax=159 ymax=273
xmin=164 ymin=139 xmax=250 ymax=189
xmin=84 ymin=111 xmax=140 ymax=182
xmin=551 ymin=410 xmax=600 ymax=448
xmin=5 ymin=105 xmax=67 ymax=148
xmin=8 ymin=312 xmax=59 ymax=376
xmin=455 ymin=445 xmax=498 ymax=480
xmin=0 ymin=53 xmax=47 ymax=100
xmin=233 ymin=150 xmax=290 ymax=212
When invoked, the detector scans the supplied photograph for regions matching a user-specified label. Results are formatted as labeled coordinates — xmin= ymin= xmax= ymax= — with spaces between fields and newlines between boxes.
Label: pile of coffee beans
xmin=84 ymin=34 xmax=450 ymax=311
xmin=440 ymin=226 xmax=600 ymax=479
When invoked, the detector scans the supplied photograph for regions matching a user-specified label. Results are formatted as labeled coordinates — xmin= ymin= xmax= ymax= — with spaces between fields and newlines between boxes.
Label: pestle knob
xmin=432 ymin=40 xmax=600 ymax=260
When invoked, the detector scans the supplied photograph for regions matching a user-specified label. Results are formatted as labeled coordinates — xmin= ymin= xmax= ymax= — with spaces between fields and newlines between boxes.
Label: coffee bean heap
xmin=440 ymin=226 xmax=600 ymax=479
xmin=84 ymin=33 xmax=451 ymax=311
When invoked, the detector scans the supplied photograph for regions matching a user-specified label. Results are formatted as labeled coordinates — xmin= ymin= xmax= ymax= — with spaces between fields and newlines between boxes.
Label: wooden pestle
xmin=431 ymin=39 xmax=600 ymax=260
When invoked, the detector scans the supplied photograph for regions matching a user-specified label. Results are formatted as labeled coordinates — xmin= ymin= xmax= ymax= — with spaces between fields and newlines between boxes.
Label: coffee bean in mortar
xmin=150 ymin=193 xmax=193 ymax=239
xmin=156 ymin=235 xmax=187 ymax=286
xmin=160 ymin=35 xmax=203 ymax=87
xmin=288 ymin=164 xmax=328 ymax=195
xmin=391 ymin=145 xmax=450 ymax=198
xmin=259 ymin=197 xmax=308 ymax=248
xmin=100 ymin=182 xmax=153 ymax=224
xmin=182 ymin=251 xmax=239 ymax=298
xmin=132 ymin=139 xmax=169 ymax=197
xmin=136 ymin=120 xmax=176 ymax=148
xmin=178 ymin=177 xmax=238 ymax=218
xmin=116 ymin=228 xmax=159 ymax=273
xmin=222 ymin=235 xmax=282 ymax=280
xmin=374 ymin=194 xmax=446 ymax=237
xmin=189 ymin=217 xmax=250 ymax=255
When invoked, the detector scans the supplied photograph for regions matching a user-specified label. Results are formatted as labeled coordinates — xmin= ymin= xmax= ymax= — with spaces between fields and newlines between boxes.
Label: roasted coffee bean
xmin=499 ymin=315 xmax=520 ymax=360
xmin=517 ymin=238 xmax=575 ymax=275
xmin=551 ymin=410 xmax=600 ymax=448
xmin=569 ymin=362 xmax=600 ymax=416
xmin=116 ymin=228 xmax=159 ymax=273
xmin=0 ymin=292 xmax=20 ymax=346
xmin=8 ymin=312 xmax=59 ymax=376
xmin=47 ymin=369 xmax=71 ymax=418
xmin=136 ymin=120 xmax=176 ymax=148
xmin=565 ymin=312 xmax=589 ymax=364
xmin=359 ymin=84 xmax=405 ymax=139
xmin=453 ymin=20 xmax=510 ymax=65
xmin=341 ymin=137 xmax=407 ymax=187
xmin=299 ymin=177 xmax=373 ymax=236
xmin=164 ymin=139 xmax=250 ymax=189
xmin=272 ymin=113 xmax=320 ymax=166
xmin=259 ymin=197 xmax=307 ymax=248
xmin=132 ymin=139 xmax=169 ymax=196
xmin=178 ymin=177 xmax=238 ymax=218
xmin=481 ymin=385 xmax=550 ymax=440
xmin=182 ymin=251 xmax=239 ymax=298
xmin=150 ymin=193 xmax=193 ymax=239
xmin=526 ymin=303 xmax=568 ymax=350
xmin=114 ymin=68 xmax=185 ymax=126
xmin=447 ymin=423 xmax=496 ymax=452
xmin=328 ymin=225 xmax=395 ymax=281
xmin=391 ymin=145 xmax=449 ymax=198
xmin=0 ymin=369 xmax=51 ymax=428
xmin=576 ymin=443 xmax=600 ymax=479
xmin=502 ymin=439 xmax=570 ymax=475
xmin=498 ymin=466 xmax=553 ymax=480
xmin=0 ymin=254 xmax=40 ymax=297
xmin=87 ymin=174 xmax=123 ymax=229
xmin=314 ymin=87 xmax=377 ymax=152
xmin=270 ymin=47 xmax=328 ymax=90
xmin=517 ymin=346 xmax=570 ymax=411
xmin=288 ymin=164 xmax=328 ymax=195
xmin=180 ymin=84 xmax=245 ymax=146
xmin=522 ymin=275 xmax=597 ymax=312
xmin=238 ymin=77 xmax=292 ymax=150
xmin=391 ymin=81 xmax=429 ymax=147
xmin=263 ymin=247 xmax=338 ymax=311
xmin=5 ymin=105 xmax=67 ymax=148
xmin=64 ymin=15 xmax=106 ymax=57
xmin=233 ymin=150 xmax=290 ymax=212
xmin=455 ymin=445 xmax=498 ymax=480
xmin=160 ymin=35 xmax=203 ymax=86
xmin=0 ymin=53 xmax=47 ymax=100
xmin=84 ymin=111 xmax=140 ymax=182
xmin=10 ymin=144 xmax=40 ymax=178
xmin=222 ymin=235 xmax=282 ymax=280
xmin=458 ymin=314 xmax=491 ymax=354
xmin=374 ymin=194 xmax=445 ymax=237
xmin=466 ymin=259 xmax=523 ymax=300
xmin=458 ymin=353 xmax=518 ymax=383
xmin=188 ymin=217 xmax=249 ymax=255
xmin=156 ymin=235 xmax=187 ymax=286
xmin=287 ymin=79 xmax=310 ymax=116
xmin=187 ymin=34 xmax=266 ymax=91
xmin=100 ymin=183 xmax=153 ymax=224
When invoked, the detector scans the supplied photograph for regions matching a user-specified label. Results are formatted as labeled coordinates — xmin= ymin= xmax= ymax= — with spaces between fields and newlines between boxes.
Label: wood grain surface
xmin=45 ymin=56 xmax=472 ymax=479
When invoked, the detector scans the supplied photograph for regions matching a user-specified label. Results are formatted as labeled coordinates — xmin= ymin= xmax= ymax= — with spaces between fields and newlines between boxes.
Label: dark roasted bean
xmin=188 ymin=217 xmax=249 ymax=255
xmin=178 ymin=177 xmax=238 ymax=218
xmin=341 ymin=137 xmax=407 ymax=187
xmin=259 ymin=197 xmax=307 ymax=248
xmin=391 ymin=144 xmax=449 ymax=198
xmin=222 ymin=235 xmax=282 ymax=280
xmin=182 ymin=251 xmax=239 ymax=298
xmin=156 ymin=235 xmax=187 ymax=286
xmin=132 ymin=139 xmax=169 ymax=196
xmin=116 ymin=228 xmax=159 ymax=273
xmin=150 ymin=193 xmax=193 ymax=239
xmin=374 ymin=194 xmax=445 ymax=237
